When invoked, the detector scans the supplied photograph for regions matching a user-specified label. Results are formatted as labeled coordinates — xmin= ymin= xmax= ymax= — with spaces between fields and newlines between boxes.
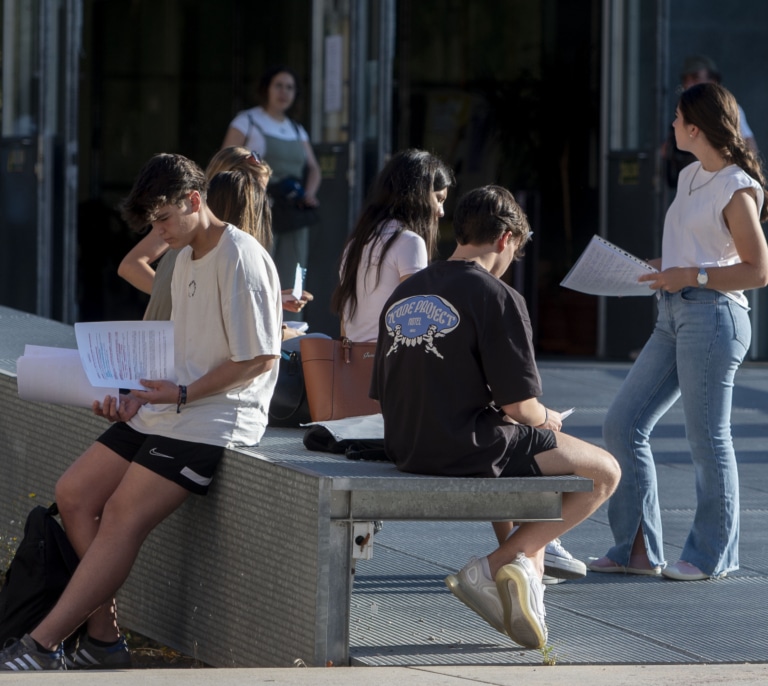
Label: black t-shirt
xmin=371 ymin=259 xmax=542 ymax=477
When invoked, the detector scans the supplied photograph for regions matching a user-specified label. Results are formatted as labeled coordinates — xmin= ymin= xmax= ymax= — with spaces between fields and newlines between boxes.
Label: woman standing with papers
xmin=590 ymin=83 xmax=768 ymax=581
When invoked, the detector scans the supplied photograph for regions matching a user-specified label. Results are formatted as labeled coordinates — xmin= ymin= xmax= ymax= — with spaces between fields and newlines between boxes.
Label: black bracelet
xmin=176 ymin=384 xmax=187 ymax=413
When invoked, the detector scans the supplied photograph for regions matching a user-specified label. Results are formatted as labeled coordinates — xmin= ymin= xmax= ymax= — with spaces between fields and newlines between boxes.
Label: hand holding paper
xmin=93 ymin=391 xmax=144 ymax=423
xmin=17 ymin=321 xmax=176 ymax=409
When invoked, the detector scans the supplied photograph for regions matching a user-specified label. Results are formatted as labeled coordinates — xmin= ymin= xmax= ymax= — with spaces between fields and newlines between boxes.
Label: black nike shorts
xmin=97 ymin=422 xmax=225 ymax=495
xmin=498 ymin=425 xmax=558 ymax=477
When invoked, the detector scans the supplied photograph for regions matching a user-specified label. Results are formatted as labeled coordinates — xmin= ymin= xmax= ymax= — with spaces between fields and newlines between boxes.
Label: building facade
xmin=2 ymin=0 xmax=767 ymax=358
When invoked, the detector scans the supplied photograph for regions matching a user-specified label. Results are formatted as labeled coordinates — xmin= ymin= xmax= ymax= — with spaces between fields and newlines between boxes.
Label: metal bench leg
xmin=325 ymin=519 xmax=354 ymax=666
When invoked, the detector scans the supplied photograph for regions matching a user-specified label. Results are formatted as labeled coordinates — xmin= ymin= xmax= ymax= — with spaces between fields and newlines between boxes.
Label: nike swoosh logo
xmin=149 ymin=447 xmax=175 ymax=459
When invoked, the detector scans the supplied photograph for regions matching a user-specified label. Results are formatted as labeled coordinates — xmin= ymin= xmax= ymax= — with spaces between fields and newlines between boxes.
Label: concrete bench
xmin=0 ymin=306 xmax=592 ymax=667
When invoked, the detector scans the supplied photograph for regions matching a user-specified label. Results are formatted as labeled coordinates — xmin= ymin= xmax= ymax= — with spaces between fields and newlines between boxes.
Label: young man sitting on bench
xmin=371 ymin=185 xmax=620 ymax=649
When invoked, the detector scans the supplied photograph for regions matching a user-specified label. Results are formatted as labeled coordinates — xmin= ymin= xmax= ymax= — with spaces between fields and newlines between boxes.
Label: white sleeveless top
xmin=662 ymin=162 xmax=763 ymax=307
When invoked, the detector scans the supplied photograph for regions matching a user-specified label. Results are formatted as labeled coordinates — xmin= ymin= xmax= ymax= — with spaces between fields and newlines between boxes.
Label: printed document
xmin=16 ymin=345 xmax=119 ymax=408
xmin=17 ymin=322 xmax=174 ymax=407
xmin=74 ymin=321 xmax=174 ymax=390
xmin=560 ymin=235 xmax=658 ymax=297
xmin=292 ymin=263 xmax=305 ymax=301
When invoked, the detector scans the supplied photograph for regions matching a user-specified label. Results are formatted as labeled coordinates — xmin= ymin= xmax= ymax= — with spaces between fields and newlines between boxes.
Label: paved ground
xmin=3 ymin=663 xmax=768 ymax=685
xmin=349 ymin=360 xmax=768 ymax=667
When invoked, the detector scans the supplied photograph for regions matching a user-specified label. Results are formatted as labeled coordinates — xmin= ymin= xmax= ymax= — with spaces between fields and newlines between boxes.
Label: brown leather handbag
xmin=299 ymin=337 xmax=381 ymax=421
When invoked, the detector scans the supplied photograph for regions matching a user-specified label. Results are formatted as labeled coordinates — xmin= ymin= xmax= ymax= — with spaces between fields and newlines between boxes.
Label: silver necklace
xmin=688 ymin=165 xmax=725 ymax=195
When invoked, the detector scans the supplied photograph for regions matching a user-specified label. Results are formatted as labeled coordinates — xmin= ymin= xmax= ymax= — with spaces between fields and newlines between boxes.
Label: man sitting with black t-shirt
xmin=371 ymin=185 xmax=620 ymax=649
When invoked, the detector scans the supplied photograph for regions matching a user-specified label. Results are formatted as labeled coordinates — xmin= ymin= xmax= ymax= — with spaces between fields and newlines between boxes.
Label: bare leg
xmin=54 ymin=442 xmax=131 ymax=642
xmin=487 ymin=433 xmax=620 ymax=578
xmin=492 ymin=521 xmax=515 ymax=546
xmin=32 ymin=461 xmax=189 ymax=650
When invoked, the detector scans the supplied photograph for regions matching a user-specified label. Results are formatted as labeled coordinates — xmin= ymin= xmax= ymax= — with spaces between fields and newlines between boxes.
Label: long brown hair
xmin=207 ymin=170 xmax=273 ymax=251
xmin=680 ymin=82 xmax=768 ymax=221
xmin=206 ymin=146 xmax=272 ymax=189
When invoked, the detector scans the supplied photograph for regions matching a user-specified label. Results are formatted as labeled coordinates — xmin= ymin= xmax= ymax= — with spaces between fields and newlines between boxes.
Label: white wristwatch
xmin=697 ymin=268 xmax=709 ymax=288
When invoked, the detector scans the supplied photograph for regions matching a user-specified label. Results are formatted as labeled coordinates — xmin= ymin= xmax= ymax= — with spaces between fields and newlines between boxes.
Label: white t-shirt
xmin=228 ymin=106 xmax=309 ymax=157
xmin=129 ymin=225 xmax=283 ymax=447
xmin=663 ymin=162 xmax=764 ymax=307
xmin=343 ymin=220 xmax=428 ymax=342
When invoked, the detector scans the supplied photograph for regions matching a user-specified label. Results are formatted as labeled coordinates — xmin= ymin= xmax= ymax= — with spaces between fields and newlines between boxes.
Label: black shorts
xmin=498 ymin=425 xmax=558 ymax=477
xmin=97 ymin=422 xmax=225 ymax=495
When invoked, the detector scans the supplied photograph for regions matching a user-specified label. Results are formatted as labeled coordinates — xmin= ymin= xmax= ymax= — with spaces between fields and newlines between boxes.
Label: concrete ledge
xmin=0 ymin=306 xmax=591 ymax=668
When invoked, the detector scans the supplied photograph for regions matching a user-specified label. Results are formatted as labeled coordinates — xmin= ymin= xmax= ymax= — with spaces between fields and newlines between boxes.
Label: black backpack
xmin=268 ymin=349 xmax=312 ymax=427
xmin=0 ymin=503 xmax=79 ymax=646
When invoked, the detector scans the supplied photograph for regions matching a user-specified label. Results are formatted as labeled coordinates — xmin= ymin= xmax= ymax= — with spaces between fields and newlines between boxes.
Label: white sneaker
xmin=495 ymin=553 xmax=548 ymax=649
xmin=445 ymin=557 xmax=506 ymax=636
xmin=544 ymin=538 xmax=587 ymax=579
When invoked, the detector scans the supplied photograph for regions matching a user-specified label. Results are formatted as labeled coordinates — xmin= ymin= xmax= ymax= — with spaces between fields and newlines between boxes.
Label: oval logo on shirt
xmin=383 ymin=295 xmax=459 ymax=359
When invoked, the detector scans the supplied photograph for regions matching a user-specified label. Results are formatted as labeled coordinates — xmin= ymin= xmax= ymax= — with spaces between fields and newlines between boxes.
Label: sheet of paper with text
xmin=560 ymin=235 xmax=658 ymax=297
xmin=74 ymin=321 xmax=174 ymax=390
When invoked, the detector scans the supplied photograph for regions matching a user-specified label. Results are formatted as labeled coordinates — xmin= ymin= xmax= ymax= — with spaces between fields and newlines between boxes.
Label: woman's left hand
xmin=639 ymin=267 xmax=695 ymax=293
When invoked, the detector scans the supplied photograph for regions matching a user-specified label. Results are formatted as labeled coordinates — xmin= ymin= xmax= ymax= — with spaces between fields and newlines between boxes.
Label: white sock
xmin=480 ymin=556 xmax=493 ymax=581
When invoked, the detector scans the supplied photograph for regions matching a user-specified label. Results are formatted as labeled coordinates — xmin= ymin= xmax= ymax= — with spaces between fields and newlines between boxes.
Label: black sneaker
xmin=0 ymin=634 xmax=65 ymax=671
xmin=64 ymin=633 xmax=132 ymax=670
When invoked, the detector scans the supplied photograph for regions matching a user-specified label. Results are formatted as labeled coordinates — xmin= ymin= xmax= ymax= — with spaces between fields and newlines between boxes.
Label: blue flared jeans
xmin=602 ymin=288 xmax=750 ymax=576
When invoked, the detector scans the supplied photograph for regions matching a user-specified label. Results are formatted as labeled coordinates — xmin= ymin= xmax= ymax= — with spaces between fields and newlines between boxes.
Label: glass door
xmin=599 ymin=0 xmax=668 ymax=358
xmin=310 ymin=0 xmax=395 ymax=222
xmin=304 ymin=0 xmax=395 ymax=335
xmin=0 ymin=0 xmax=81 ymax=321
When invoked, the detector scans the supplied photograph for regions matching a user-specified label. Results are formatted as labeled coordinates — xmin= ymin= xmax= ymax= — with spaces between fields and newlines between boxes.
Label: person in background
xmin=591 ymin=83 xmax=768 ymax=581
xmin=663 ymin=55 xmax=758 ymax=189
xmin=221 ymin=65 xmax=321 ymax=314
xmin=118 ymin=146 xmax=311 ymax=325
xmin=0 ymin=153 xmax=282 ymax=671
xmin=371 ymin=184 xmax=620 ymax=648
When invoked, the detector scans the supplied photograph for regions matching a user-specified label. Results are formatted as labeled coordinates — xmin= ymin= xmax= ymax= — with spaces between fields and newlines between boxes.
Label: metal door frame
xmin=598 ymin=0 xmax=669 ymax=358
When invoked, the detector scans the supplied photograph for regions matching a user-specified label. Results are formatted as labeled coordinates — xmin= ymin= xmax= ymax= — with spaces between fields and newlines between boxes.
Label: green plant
xmin=540 ymin=642 xmax=558 ymax=666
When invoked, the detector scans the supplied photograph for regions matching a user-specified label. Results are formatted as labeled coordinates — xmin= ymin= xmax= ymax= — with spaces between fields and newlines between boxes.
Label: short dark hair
xmin=681 ymin=55 xmax=721 ymax=83
xmin=258 ymin=65 xmax=300 ymax=105
xmin=453 ymin=185 xmax=531 ymax=254
xmin=120 ymin=153 xmax=208 ymax=231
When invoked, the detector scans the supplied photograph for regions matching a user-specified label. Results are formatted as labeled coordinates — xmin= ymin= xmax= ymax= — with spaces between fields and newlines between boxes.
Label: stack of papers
xmin=16 ymin=321 xmax=174 ymax=408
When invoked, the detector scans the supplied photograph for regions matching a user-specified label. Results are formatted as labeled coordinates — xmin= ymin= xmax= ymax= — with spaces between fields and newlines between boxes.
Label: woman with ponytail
xmin=591 ymin=82 xmax=768 ymax=581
